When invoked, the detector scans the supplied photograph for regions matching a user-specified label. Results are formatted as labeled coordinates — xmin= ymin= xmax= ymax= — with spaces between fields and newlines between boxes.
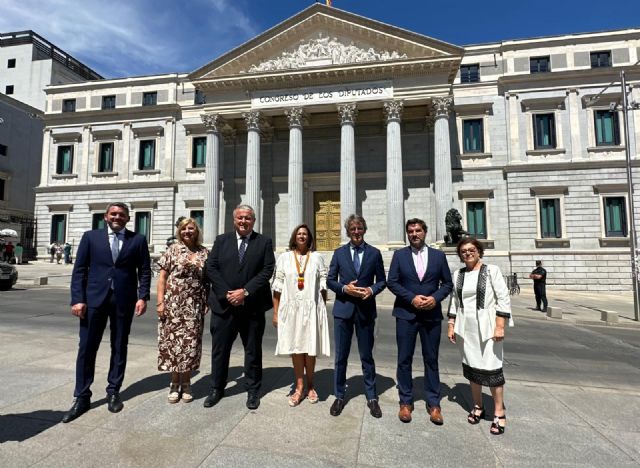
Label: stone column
xmin=242 ymin=110 xmax=262 ymax=226
xmin=384 ymin=100 xmax=405 ymax=248
xmin=432 ymin=96 xmax=453 ymax=242
xmin=201 ymin=113 xmax=224 ymax=245
xmin=285 ymin=107 xmax=305 ymax=233
xmin=338 ymin=103 xmax=357 ymax=243
xmin=566 ymin=88 xmax=583 ymax=160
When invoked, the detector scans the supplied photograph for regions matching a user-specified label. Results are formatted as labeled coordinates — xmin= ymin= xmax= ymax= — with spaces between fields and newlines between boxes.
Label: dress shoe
xmin=107 ymin=393 xmax=124 ymax=413
xmin=427 ymin=405 xmax=444 ymax=425
xmin=62 ymin=398 xmax=90 ymax=423
xmin=398 ymin=403 xmax=413 ymax=423
xmin=330 ymin=398 xmax=345 ymax=416
xmin=367 ymin=399 xmax=382 ymax=418
xmin=203 ymin=389 xmax=224 ymax=408
xmin=246 ymin=392 xmax=260 ymax=410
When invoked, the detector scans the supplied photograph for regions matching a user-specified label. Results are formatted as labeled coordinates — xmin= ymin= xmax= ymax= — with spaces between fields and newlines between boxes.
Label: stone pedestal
xmin=384 ymin=100 xmax=405 ymax=248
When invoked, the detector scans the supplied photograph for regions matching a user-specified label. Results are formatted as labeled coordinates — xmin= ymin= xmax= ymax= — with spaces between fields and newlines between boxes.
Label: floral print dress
xmin=157 ymin=243 xmax=209 ymax=372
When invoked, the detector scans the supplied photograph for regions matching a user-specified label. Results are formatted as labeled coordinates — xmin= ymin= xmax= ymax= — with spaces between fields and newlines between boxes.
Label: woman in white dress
xmin=447 ymin=238 xmax=513 ymax=435
xmin=272 ymin=224 xmax=330 ymax=407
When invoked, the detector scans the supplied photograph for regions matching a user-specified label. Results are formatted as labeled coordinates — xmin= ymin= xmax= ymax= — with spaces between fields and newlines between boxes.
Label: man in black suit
xmin=63 ymin=202 xmax=151 ymax=423
xmin=204 ymin=205 xmax=275 ymax=410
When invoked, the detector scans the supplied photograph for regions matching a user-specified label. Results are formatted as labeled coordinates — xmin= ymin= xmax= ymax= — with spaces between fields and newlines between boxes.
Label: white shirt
xmin=236 ymin=230 xmax=253 ymax=249
xmin=108 ymin=226 xmax=124 ymax=251
xmin=349 ymin=242 xmax=365 ymax=264
xmin=410 ymin=245 xmax=428 ymax=274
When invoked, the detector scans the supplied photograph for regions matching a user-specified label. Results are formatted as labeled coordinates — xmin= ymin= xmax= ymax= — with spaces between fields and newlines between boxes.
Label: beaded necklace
xmin=293 ymin=251 xmax=309 ymax=290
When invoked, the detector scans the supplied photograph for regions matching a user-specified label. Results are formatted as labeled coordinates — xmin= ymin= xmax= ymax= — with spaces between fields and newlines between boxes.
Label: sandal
xmin=288 ymin=389 xmax=305 ymax=407
xmin=490 ymin=414 xmax=506 ymax=435
xmin=168 ymin=383 xmax=180 ymax=404
xmin=181 ymin=382 xmax=193 ymax=403
xmin=467 ymin=405 xmax=485 ymax=425
xmin=307 ymin=388 xmax=319 ymax=404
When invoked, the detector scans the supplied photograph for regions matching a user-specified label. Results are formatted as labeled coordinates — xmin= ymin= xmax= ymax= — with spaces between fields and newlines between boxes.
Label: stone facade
xmin=32 ymin=4 xmax=640 ymax=290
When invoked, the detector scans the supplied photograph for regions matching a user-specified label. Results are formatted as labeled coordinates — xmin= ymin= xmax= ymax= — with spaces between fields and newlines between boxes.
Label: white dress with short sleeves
xmin=272 ymin=251 xmax=330 ymax=356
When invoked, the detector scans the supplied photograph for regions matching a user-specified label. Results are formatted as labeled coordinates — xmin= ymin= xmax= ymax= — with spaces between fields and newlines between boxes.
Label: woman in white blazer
xmin=447 ymin=238 xmax=513 ymax=435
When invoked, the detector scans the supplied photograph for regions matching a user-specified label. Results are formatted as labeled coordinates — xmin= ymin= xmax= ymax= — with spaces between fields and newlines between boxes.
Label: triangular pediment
xmin=190 ymin=4 xmax=462 ymax=81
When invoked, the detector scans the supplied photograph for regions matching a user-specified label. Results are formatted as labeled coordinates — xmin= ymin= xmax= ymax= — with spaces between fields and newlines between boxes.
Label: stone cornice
xmin=35 ymin=181 xmax=178 ymax=193
xmin=503 ymin=159 xmax=640 ymax=174
xmin=43 ymin=104 xmax=181 ymax=126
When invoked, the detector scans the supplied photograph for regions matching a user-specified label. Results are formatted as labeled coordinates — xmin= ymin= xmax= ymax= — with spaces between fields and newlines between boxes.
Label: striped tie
xmin=238 ymin=236 xmax=248 ymax=263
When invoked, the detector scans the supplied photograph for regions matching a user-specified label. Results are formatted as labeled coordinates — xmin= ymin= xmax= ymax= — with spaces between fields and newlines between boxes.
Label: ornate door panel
xmin=314 ymin=191 xmax=341 ymax=251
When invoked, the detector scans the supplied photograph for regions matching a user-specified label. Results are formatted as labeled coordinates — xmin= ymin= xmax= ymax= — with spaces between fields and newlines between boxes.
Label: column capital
xmin=242 ymin=110 xmax=262 ymax=131
xmin=285 ymin=107 xmax=306 ymax=128
xmin=383 ymin=100 xmax=404 ymax=123
xmin=337 ymin=103 xmax=358 ymax=125
xmin=432 ymin=96 xmax=453 ymax=118
xmin=201 ymin=113 xmax=225 ymax=133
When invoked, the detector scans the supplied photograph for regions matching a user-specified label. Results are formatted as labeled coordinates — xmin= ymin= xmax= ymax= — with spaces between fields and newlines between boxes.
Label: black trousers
xmin=210 ymin=310 xmax=265 ymax=393
xmin=534 ymin=283 xmax=548 ymax=310
xmin=74 ymin=291 xmax=135 ymax=399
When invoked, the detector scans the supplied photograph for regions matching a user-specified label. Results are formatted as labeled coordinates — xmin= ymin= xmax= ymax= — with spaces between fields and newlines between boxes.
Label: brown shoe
xmin=398 ymin=403 xmax=413 ymax=423
xmin=427 ymin=406 xmax=444 ymax=425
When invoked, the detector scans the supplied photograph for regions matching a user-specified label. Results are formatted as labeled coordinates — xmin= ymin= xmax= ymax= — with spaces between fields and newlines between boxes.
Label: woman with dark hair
xmin=272 ymin=224 xmax=329 ymax=407
xmin=447 ymin=238 xmax=513 ymax=435
xmin=157 ymin=218 xmax=209 ymax=403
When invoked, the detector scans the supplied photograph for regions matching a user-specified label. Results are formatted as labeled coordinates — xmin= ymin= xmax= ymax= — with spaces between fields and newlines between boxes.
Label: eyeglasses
xmin=460 ymin=249 xmax=477 ymax=254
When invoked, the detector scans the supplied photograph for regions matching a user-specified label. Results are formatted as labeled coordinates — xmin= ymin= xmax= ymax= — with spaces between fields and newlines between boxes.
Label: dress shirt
xmin=342 ymin=242 xmax=372 ymax=296
xmin=107 ymin=226 xmax=124 ymax=251
xmin=410 ymin=245 xmax=428 ymax=275
xmin=236 ymin=230 xmax=253 ymax=249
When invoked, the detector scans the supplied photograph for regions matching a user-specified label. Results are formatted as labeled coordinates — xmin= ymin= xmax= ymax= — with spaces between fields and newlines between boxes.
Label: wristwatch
xmin=243 ymin=289 xmax=249 ymax=297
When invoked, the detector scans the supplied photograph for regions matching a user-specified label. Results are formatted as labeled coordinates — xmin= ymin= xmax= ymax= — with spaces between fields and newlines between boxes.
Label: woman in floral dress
xmin=156 ymin=218 xmax=209 ymax=403
xmin=272 ymin=224 xmax=330 ymax=407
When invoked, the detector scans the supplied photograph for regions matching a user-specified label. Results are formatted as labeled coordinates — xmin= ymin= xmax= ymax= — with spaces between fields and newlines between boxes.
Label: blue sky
xmin=1 ymin=0 xmax=638 ymax=78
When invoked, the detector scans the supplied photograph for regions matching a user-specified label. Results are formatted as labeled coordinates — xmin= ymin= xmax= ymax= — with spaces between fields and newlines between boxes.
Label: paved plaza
xmin=1 ymin=262 xmax=639 ymax=467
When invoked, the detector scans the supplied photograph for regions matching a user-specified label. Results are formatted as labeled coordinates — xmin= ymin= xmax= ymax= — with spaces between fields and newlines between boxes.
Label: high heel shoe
xmin=490 ymin=414 xmax=506 ymax=435
xmin=467 ymin=405 xmax=485 ymax=424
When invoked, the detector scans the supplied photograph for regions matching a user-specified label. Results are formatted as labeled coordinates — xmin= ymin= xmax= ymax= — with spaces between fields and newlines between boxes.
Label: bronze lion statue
xmin=444 ymin=208 xmax=469 ymax=245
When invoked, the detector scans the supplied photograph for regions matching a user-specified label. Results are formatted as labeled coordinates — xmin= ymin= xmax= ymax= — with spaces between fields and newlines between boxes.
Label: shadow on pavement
xmin=0 ymin=410 xmax=66 ymax=442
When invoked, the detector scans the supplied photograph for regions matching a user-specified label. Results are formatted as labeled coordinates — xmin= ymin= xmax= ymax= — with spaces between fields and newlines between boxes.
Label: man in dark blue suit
xmin=327 ymin=214 xmax=386 ymax=418
xmin=387 ymin=218 xmax=452 ymax=424
xmin=62 ymin=202 xmax=151 ymax=423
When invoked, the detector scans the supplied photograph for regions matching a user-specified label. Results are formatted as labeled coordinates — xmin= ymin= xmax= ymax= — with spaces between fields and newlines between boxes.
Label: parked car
xmin=0 ymin=261 xmax=18 ymax=290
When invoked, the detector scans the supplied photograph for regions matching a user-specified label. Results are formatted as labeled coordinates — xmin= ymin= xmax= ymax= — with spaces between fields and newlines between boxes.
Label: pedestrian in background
xmin=64 ymin=242 xmax=73 ymax=264
xmin=55 ymin=243 xmax=63 ymax=264
xmin=448 ymin=238 xmax=513 ymax=435
xmin=4 ymin=241 xmax=14 ymax=262
xmin=49 ymin=242 xmax=56 ymax=263
xmin=156 ymin=218 xmax=209 ymax=404
xmin=529 ymin=260 xmax=548 ymax=312
xmin=14 ymin=243 xmax=23 ymax=264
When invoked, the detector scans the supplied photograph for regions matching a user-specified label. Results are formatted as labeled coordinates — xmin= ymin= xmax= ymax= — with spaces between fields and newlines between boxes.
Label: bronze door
xmin=314 ymin=191 xmax=341 ymax=251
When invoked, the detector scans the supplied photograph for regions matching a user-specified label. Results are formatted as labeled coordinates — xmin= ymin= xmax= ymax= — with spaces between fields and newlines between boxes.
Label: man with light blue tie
xmin=327 ymin=214 xmax=386 ymax=418
xmin=63 ymin=202 xmax=151 ymax=423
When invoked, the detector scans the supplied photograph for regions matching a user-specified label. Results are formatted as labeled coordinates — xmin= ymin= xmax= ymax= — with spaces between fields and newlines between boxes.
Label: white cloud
xmin=0 ymin=0 xmax=260 ymax=77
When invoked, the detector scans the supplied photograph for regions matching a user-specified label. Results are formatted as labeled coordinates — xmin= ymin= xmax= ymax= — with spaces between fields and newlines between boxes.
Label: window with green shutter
xmin=192 ymin=137 xmax=206 ymax=167
xmin=463 ymin=119 xmax=484 ymax=153
xmin=594 ymin=110 xmax=620 ymax=146
xmin=92 ymin=213 xmax=106 ymax=230
xmin=135 ymin=212 xmax=151 ymax=242
xmin=139 ymin=140 xmax=155 ymax=170
xmin=50 ymin=214 xmax=66 ymax=242
xmin=56 ymin=145 xmax=74 ymax=174
xmin=533 ymin=114 xmax=556 ymax=149
xmin=604 ymin=197 xmax=627 ymax=237
xmin=98 ymin=142 xmax=114 ymax=172
xmin=466 ymin=202 xmax=487 ymax=239
xmin=190 ymin=210 xmax=204 ymax=229
xmin=539 ymin=198 xmax=562 ymax=238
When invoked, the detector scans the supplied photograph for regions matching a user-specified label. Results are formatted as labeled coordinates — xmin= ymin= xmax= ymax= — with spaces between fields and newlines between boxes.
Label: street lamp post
xmin=620 ymin=70 xmax=640 ymax=321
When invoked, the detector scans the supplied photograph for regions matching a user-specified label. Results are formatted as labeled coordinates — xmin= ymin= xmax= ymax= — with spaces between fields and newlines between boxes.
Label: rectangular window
xmin=56 ymin=145 xmax=74 ymax=174
xmin=591 ymin=51 xmax=611 ymax=68
xmin=530 ymin=56 xmax=550 ymax=73
xmin=7 ymin=58 xmax=16 ymax=68
xmin=539 ymin=198 xmax=562 ymax=238
xmin=50 ymin=214 xmax=66 ymax=243
xmin=195 ymin=89 xmax=206 ymax=105
xmin=92 ymin=213 xmax=106 ymax=230
xmin=0 ymin=178 xmax=5 ymax=201
xmin=138 ymin=140 xmax=155 ymax=170
xmin=5 ymin=85 xmax=14 ymax=95
xmin=533 ymin=113 xmax=556 ymax=149
xmin=98 ymin=142 xmax=114 ymax=172
xmin=142 ymin=91 xmax=157 ymax=106
xmin=466 ymin=202 xmax=487 ymax=239
xmin=594 ymin=110 xmax=620 ymax=146
xmin=135 ymin=212 xmax=151 ymax=242
xmin=460 ymin=64 xmax=480 ymax=83
xmin=102 ymin=95 xmax=116 ymax=109
xmin=192 ymin=137 xmax=206 ymax=167
xmin=190 ymin=210 xmax=204 ymax=229
xmin=0 ymin=144 xmax=7 ymax=156
xmin=604 ymin=196 xmax=627 ymax=237
xmin=62 ymin=99 xmax=76 ymax=113
xmin=462 ymin=119 xmax=484 ymax=153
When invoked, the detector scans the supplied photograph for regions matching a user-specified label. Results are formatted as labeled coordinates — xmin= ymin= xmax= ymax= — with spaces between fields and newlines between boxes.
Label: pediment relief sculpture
xmin=246 ymin=34 xmax=408 ymax=73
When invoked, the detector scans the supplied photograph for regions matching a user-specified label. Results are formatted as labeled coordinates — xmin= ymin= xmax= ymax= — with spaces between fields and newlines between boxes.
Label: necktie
xmin=238 ymin=236 xmax=248 ymax=263
xmin=353 ymin=245 xmax=361 ymax=275
xmin=416 ymin=250 xmax=425 ymax=281
xmin=111 ymin=231 xmax=120 ymax=263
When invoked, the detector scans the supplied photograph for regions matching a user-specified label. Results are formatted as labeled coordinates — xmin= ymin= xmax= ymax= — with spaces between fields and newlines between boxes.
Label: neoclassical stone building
xmin=34 ymin=4 xmax=640 ymax=290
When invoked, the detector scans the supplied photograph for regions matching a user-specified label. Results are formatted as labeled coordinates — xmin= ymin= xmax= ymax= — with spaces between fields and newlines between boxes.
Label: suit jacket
xmin=327 ymin=242 xmax=386 ymax=320
xmin=205 ymin=230 xmax=275 ymax=316
xmin=387 ymin=246 xmax=453 ymax=321
xmin=70 ymin=228 xmax=151 ymax=308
